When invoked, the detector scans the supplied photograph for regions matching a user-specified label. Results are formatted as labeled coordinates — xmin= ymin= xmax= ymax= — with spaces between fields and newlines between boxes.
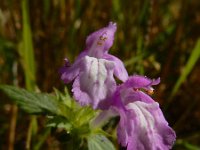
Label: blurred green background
xmin=0 ymin=0 xmax=200 ymax=149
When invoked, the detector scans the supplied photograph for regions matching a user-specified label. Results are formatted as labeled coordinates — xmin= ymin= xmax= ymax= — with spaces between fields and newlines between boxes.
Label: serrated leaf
xmin=0 ymin=85 xmax=67 ymax=116
xmin=53 ymin=87 xmax=72 ymax=108
xmin=88 ymin=134 xmax=115 ymax=150
xmin=74 ymin=106 xmax=96 ymax=126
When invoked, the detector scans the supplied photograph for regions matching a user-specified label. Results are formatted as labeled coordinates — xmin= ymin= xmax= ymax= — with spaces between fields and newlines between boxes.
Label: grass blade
xmin=169 ymin=39 xmax=200 ymax=101
xmin=21 ymin=0 xmax=36 ymax=90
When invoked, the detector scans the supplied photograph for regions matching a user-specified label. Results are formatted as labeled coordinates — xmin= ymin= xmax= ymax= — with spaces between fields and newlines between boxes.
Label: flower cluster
xmin=60 ymin=22 xmax=176 ymax=150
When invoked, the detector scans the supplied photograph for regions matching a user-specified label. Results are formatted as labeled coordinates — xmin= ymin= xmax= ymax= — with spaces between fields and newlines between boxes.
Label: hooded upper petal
xmin=117 ymin=101 xmax=176 ymax=150
xmin=72 ymin=56 xmax=116 ymax=109
xmin=85 ymin=22 xmax=117 ymax=58
xmin=114 ymin=75 xmax=160 ymax=104
xmin=123 ymin=75 xmax=160 ymax=90
xmin=110 ymin=75 xmax=160 ymax=105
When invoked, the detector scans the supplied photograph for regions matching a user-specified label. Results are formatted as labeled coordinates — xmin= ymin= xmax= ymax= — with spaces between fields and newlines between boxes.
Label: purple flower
xmin=60 ymin=22 xmax=128 ymax=109
xmin=93 ymin=75 xmax=176 ymax=150
xmin=115 ymin=75 xmax=176 ymax=150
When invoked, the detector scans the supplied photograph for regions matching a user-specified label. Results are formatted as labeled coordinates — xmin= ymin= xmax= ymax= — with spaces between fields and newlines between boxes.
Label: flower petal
xmin=60 ymin=60 xmax=80 ymax=83
xmin=117 ymin=108 xmax=129 ymax=147
xmin=60 ymin=51 xmax=88 ymax=83
xmin=123 ymin=75 xmax=160 ymax=90
xmin=72 ymin=56 xmax=116 ymax=109
xmin=85 ymin=22 xmax=117 ymax=57
xmin=103 ymin=54 xmax=128 ymax=82
xmin=117 ymin=101 xmax=176 ymax=150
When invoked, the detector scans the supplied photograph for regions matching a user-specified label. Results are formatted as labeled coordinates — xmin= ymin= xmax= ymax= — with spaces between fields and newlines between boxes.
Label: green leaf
xmin=0 ymin=85 xmax=66 ymax=116
xmin=74 ymin=106 xmax=96 ymax=126
xmin=54 ymin=87 xmax=73 ymax=108
xmin=87 ymin=134 xmax=115 ymax=150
